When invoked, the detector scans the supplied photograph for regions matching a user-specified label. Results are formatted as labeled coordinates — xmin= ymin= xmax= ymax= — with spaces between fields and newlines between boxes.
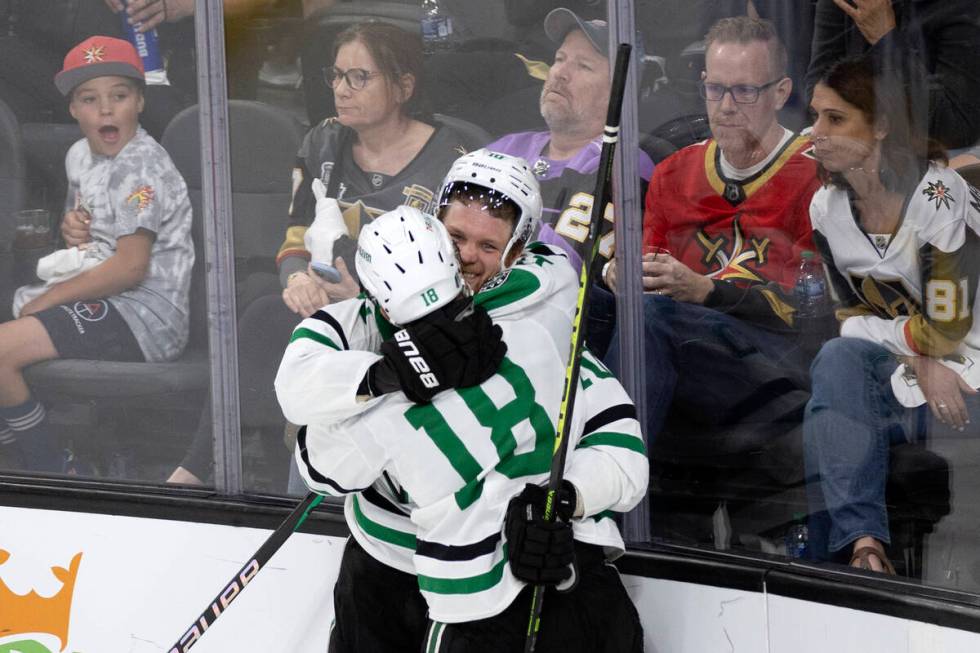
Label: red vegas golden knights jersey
xmin=643 ymin=135 xmax=821 ymax=293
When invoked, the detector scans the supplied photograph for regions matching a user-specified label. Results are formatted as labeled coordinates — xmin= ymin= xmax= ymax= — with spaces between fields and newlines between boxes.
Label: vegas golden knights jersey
xmin=811 ymin=164 xmax=980 ymax=394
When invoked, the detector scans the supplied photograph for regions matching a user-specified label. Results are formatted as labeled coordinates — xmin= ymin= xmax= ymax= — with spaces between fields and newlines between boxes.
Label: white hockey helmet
xmin=437 ymin=149 xmax=543 ymax=268
xmin=355 ymin=206 xmax=465 ymax=326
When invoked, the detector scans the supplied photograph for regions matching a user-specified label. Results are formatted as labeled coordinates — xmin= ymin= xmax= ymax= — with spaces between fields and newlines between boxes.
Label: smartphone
xmin=311 ymin=261 xmax=342 ymax=283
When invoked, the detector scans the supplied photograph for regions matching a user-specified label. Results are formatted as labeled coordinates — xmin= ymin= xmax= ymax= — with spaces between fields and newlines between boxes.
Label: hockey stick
xmin=523 ymin=42 xmax=632 ymax=653
xmin=167 ymin=491 xmax=324 ymax=652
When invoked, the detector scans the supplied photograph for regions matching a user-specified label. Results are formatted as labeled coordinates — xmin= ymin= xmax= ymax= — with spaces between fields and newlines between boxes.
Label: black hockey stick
xmin=167 ymin=491 xmax=324 ymax=652
xmin=524 ymin=42 xmax=632 ymax=653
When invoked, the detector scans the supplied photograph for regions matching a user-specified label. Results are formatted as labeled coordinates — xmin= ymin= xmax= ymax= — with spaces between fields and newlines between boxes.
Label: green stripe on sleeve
xmin=576 ymin=431 xmax=647 ymax=455
xmin=417 ymin=547 xmax=508 ymax=595
xmin=474 ymin=268 xmax=541 ymax=312
xmin=352 ymin=495 xmax=417 ymax=549
xmin=290 ymin=327 xmax=341 ymax=350
xmin=591 ymin=510 xmax=615 ymax=522
xmin=580 ymin=352 xmax=614 ymax=379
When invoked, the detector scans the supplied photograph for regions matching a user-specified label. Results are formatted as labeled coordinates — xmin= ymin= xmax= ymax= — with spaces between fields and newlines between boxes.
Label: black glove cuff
xmin=366 ymin=359 xmax=401 ymax=396
xmin=555 ymin=480 xmax=578 ymax=523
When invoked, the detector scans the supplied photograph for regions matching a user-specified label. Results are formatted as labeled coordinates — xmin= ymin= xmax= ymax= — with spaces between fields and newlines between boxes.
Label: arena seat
xmin=0 ymin=97 xmax=27 ymax=321
xmin=161 ymin=100 xmax=307 ymax=311
xmin=0 ymin=96 xmax=26 ymax=251
xmin=19 ymin=122 xmax=82 ymax=215
xmin=432 ymin=112 xmax=492 ymax=150
xmin=639 ymin=133 xmax=677 ymax=164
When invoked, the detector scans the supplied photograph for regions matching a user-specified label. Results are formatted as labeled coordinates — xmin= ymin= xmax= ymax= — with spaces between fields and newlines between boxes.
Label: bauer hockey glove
xmin=370 ymin=304 xmax=506 ymax=403
xmin=505 ymin=481 xmax=578 ymax=589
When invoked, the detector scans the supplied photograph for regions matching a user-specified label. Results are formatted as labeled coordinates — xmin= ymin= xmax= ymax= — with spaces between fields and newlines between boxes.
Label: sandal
xmin=849 ymin=545 xmax=896 ymax=575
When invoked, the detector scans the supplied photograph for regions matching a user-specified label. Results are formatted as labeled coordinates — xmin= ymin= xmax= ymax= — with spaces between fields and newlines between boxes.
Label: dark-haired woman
xmin=804 ymin=55 xmax=980 ymax=574
xmin=279 ymin=21 xmax=487 ymax=315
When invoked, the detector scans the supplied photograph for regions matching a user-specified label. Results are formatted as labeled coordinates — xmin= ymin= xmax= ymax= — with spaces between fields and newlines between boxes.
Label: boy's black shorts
xmin=33 ymin=300 xmax=145 ymax=362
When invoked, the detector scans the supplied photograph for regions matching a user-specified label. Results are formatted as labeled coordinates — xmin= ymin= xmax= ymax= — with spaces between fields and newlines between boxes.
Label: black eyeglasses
xmin=324 ymin=66 xmax=381 ymax=91
xmin=699 ymin=78 xmax=783 ymax=104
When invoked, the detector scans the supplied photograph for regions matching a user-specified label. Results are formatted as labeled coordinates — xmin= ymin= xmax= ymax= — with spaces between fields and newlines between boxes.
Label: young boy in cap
xmin=0 ymin=35 xmax=194 ymax=474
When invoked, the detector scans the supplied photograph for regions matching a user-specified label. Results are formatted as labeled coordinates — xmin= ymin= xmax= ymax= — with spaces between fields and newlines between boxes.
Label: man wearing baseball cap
xmin=0 ymin=35 xmax=194 ymax=474
xmin=487 ymin=7 xmax=654 ymax=356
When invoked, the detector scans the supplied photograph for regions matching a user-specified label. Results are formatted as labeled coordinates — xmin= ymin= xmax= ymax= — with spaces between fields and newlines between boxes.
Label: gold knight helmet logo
xmin=0 ymin=550 xmax=82 ymax=652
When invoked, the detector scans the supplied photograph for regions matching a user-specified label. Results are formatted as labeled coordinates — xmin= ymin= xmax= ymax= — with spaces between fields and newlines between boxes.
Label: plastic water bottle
xmin=795 ymin=250 xmax=830 ymax=351
xmin=421 ymin=0 xmax=453 ymax=53
xmin=785 ymin=513 xmax=809 ymax=559
xmin=120 ymin=0 xmax=170 ymax=85
xmin=794 ymin=250 xmax=828 ymax=319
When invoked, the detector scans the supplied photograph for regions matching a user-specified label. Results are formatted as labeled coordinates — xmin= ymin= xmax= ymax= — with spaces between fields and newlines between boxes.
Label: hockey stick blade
xmin=524 ymin=42 xmax=632 ymax=653
xmin=168 ymin=492 xmax=324 ymax=652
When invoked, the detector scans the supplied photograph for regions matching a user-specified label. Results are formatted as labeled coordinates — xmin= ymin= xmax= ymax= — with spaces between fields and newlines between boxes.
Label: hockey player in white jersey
xmin=276 ymin=150 xmax=647 ymax=651
xmin=805 ymin=55 xmax=980 ymax=572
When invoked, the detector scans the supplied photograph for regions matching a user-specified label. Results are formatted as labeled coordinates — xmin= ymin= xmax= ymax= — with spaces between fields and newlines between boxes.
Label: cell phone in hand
xmin=311 ymin=261 xmax=342 ymax=283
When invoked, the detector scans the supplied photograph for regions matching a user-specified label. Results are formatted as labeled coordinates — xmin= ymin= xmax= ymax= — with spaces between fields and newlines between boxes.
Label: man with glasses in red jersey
xmin=604 ymin=17 xmax=822 ymax=477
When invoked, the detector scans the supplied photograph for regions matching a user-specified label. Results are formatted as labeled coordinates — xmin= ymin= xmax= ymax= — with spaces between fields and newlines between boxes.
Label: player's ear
xmin=504 ymin=241 xmax=524 ymax=268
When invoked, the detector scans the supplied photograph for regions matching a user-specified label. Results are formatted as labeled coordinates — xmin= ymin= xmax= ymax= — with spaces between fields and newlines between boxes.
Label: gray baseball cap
xmin=544 ymin=8 xmax=609 ymax=57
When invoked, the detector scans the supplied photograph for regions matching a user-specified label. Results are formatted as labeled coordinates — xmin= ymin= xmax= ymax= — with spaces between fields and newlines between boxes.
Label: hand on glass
xmin=909 ymin=356 xmax=977 ymax=431
xmin=831 ymin=0 xmax=897 ymax=45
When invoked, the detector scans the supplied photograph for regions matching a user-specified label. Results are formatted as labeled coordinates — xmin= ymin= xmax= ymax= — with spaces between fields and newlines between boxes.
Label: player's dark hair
xmin=815 ymin=55 xmax=946 ymax=192
xmin=333 ymin=22 xmax=433 ymax=121
xmin=705 ymin=16 xmax=787 ymax=80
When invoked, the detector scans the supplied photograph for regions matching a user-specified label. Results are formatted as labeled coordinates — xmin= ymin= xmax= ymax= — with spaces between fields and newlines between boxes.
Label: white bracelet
xmin=601 ymin=259 xmax=613 ymax=286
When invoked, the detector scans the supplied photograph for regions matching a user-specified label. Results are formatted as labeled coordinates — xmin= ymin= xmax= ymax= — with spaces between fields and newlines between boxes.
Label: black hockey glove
xmin=370 ymin=303 xmax=506 ymax=403
xmin=505 ymin=481 xmax=578 ymax=588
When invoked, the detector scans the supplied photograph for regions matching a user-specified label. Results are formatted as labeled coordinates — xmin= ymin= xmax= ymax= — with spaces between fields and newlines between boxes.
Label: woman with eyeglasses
xmin=166 ymin=22 xmax=485 ymax=487
xmin=804 ymin=55 xmax=980 ymax=575
xmin=279 ymin=22 xmax=487 ymax=315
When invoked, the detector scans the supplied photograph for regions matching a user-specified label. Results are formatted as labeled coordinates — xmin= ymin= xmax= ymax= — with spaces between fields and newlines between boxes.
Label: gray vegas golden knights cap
xmin=543 ymin=7 xmax=610 ymax=57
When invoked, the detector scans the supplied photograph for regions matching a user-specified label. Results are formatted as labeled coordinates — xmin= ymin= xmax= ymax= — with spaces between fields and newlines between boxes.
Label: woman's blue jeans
xmin=804 ymin=337 xmax=930 ymax=558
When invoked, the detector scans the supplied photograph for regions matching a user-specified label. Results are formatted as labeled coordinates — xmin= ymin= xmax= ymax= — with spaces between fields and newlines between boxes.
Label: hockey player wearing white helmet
xmin=276 ymin=150 xmax=647 ymax=652
xmin=435 ymin=148 xmax=542 ymax=292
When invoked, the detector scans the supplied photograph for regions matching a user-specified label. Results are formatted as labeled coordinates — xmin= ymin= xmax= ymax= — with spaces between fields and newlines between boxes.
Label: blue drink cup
xmin=120 ymin=1 xmax=169 ymax=84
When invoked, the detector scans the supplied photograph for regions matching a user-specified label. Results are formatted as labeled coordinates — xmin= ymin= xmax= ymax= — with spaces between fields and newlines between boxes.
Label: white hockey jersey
xmin=810 ymin=164 xmax=980 ymax=404
xmin=275 ymin=243 xmax=648 ymax=623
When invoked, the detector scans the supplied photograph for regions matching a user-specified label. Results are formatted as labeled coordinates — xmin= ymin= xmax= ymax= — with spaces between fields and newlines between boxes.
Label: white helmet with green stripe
xmin=355 ymin=206 xmax=465 ymax=326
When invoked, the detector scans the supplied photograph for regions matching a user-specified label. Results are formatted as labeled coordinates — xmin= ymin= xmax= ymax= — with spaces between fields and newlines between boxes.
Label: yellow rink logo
xmin=0 ymin=550 xmax=82 ymax=653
